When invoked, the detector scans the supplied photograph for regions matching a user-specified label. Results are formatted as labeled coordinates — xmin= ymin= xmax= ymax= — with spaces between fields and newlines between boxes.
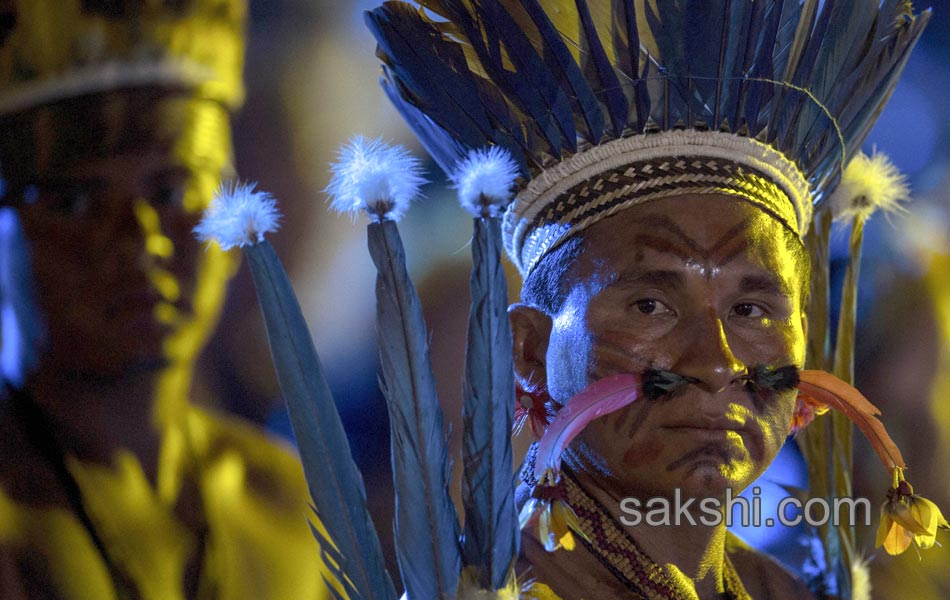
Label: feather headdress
xmin=366 ymin=0 xmax=930 ymax=274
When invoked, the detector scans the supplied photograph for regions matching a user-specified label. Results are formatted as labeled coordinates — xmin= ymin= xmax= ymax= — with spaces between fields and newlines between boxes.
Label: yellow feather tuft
xmin=829 ymin=150 xmax=911 ymax=222
xmin=851 ymin=557 xmax=872 ymax=600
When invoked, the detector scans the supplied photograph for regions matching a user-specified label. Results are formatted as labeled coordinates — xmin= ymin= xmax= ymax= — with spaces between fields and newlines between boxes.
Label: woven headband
xmin=504 ymin=130 xmax=810 ymax=276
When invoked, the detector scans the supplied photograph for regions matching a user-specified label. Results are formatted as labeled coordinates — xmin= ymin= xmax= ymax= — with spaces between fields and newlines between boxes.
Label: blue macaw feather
xmin=406 ymin=0 xmax=566 ymax=158
xmin=244 ymin=241 xmax=397 ymax=600
xmin=460 ymin=217 xmax=519 ymax=591
xmin=736 ymin=0 xmax=783 ymax=133
xmin=763 ymin=0 xmax=816 ymax=145
xmin=380 ymin=72 xmax=472 ymax=177
xmin=645 ymin=0 xmax=688 ymax=129
xmin=478 ymin=0 xmax=578 ymax=153
xmin=516 ymin=0 xmax=605 ymax=144
xmin=575 ymin=0 xmax=628 ymax=139
xmin=610 ymin=0 xmax=649 ymax=132
xmin=712 ymin=0 xmax=749 ymax=130
xmin=366 ymin=5 xmax=498 ymax=149
xmin=732 ymin=2 xmax=777 ymax=131
xmin=367 ymin=221 xmax=461 ymax=600
xmin=683 ymin=0 xmax=725 ymax=126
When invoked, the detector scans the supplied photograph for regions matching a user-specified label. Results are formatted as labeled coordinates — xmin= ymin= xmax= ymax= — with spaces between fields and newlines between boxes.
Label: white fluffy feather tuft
xmin=325 ymin=136 xmax=427 ymax=222
xmin=851 ymin=557 xmax=872 ymax=600
xmin=829 ymin=150 xmax=910 ymax=222
xmin=450 ymin=146 xmax=520 ymax=217
xmin=194 ymin=181 xmax=281 ymax=250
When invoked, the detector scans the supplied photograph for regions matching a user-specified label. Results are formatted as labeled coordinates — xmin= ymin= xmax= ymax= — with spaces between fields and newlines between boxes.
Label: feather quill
xmin=516 ymin=0 xmax=605 ymax=144
xmin=797 ymin=370 xmax=906 ymax=472
xmin=534 ymin=373 xmax=641 ymax=482
xmin=575 ymin=0 xmax=628 ymax=138
xmin=368 ymin=220 xmax=462 ymax=600
xmin=459 ymin=217 xmax=519 ymax=591
xmin=0 ymin=208 xmax=44 ymax=388
xmin=244 ymin=240 xmax=397 ymax=600
xmin=198 ymin=185 xmax=395 ymax=597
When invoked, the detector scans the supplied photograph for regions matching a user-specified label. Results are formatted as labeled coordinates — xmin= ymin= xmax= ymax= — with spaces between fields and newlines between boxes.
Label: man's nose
xmin=672 ymin=308 xmax=745 ymax=394
xmin=108 ymin=198 xmax=172 ymax=257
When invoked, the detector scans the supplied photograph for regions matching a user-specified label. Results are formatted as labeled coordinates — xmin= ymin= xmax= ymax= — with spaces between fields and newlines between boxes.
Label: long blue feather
xmin=367 ymin=220 xmax=461 ymax=600
xmin=575 ymin=0 xmax=629 ymax=138
xmin=245 ymin=241 xmax=397 ymax=600
xmin=645 ymin=0 xmax=690 ymax=128
xmin=369 ymin=0 xmax=929 ymax=199
xmin=405 ymin=0 xmax=565 ymax=158
xmin=516 ymin=0 xmax=605 ymax=144
xmin=611 ymin=0 xmax=649 ymax=132
xmin=683 ymin=0 xmax=725 ymax=126
xmin=476 ymin=0 xmax=578 ymax=153
xmin=366 ymin=5 xmax=497 ymax=148
xmin=460 ymin=217 xmax=518 ymax=591
xmin=712 ymin=0 xmax=748 ymax=130
xmin=380 ymin=73 xmax=472 ymax=176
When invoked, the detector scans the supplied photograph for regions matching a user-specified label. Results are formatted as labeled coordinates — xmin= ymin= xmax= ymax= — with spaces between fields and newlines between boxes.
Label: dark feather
xmin=367 ymin=221 xmax=461 ymax=600
xmin=460 ymin=217 xmax=519 ymax=590
xmin=368 ymin=0 xmax=929 ymax=201
xmin=574 ymin=0 xmax=628 ymax=138
xmin=517 ymin=0 xmax=605 ymax=144
xmin=380 ymin=72 xmax=472 ymax=176
xmin=245 ymin=241 xmax=396 ymax=600
xmin=644 ymin=0 xmax=689 ymax=128
xmin=366 ymin=6 xmax=498 ymax=149
xmin=476 ymin=0 xmax=578 ymax=153
xmin=612 ymin=0 xmax=649 ymax=132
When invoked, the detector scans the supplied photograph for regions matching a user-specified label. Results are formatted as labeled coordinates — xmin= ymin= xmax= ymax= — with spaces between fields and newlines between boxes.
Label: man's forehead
xmin=567 ymin=195 xmax=802 ymax=290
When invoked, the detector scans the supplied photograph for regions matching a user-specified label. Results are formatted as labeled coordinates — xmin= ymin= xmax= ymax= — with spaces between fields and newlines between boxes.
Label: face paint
xmin=538 ymin=194 xmax=807 ymax=501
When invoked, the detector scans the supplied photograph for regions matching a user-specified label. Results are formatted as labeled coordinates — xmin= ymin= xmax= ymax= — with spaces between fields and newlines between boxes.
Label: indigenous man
xmin=0 ymin=1 xmax=328 ymax=598
xmin=510 ymin=191 xmax=813 ymax=599
xmin=364 ymin=0 xmax=933 ymax=598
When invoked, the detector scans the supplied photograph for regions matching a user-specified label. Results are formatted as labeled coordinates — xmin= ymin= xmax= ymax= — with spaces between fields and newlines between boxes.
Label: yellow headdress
xmin=0 ymin=0 xmax=246 ymax=115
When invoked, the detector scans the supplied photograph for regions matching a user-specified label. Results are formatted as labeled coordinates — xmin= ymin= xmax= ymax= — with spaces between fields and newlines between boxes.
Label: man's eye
xmin=634 ymin=298 xmax=671 ymax=315
xmin=151 ymin=183 xmax=185 ymax=207
xmin=49 ymin=188 xmax=93 ymax=216
xmin=733 ymin=303 xmax=765 ymax=318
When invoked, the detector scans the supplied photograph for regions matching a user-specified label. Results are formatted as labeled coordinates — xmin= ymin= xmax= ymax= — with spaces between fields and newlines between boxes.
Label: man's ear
xmin=508 ymin=303 xmax=552 ymax=392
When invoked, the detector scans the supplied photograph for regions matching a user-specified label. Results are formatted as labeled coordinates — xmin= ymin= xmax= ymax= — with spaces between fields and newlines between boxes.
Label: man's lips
xmin=661 ymin=415 xmax=747 ymax=433
xmin=107 ymin=288 xmax=171 ymax=319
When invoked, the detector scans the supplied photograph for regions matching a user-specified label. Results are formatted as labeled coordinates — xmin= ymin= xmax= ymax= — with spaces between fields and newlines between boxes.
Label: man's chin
xmin=673 ymin=462 xmax=751 ymax=501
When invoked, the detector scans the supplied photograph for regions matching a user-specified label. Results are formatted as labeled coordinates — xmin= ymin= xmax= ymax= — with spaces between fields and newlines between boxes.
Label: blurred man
xmin=0 ymin=2 xmax=327 ymax=597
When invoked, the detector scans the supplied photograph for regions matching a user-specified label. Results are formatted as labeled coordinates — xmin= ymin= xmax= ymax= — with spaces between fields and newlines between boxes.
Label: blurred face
xmin=15 ymin=142 xmax=231 ymax=378
xmin=511 ymin=194 xmax=807 ymax=501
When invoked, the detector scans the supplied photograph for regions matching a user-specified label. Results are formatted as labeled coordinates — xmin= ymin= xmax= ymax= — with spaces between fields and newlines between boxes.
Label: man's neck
xmin=24 ymin=360 xmax=192 ymax=484
xmin=570 ymin=468 xmax=728 ymax=599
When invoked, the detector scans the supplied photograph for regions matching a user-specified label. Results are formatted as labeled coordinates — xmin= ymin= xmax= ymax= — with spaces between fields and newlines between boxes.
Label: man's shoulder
xmin=725 ymin=533 xmax=816 ymax=600
xmin=186 ymin=406 xmax=311 ymax=508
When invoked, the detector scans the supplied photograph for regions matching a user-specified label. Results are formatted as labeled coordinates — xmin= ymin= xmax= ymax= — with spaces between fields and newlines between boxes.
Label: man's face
xmin=511 ymin=194 xmax=807 ymax=501
xmin=16 ymin=147 xmax=233 ymax=378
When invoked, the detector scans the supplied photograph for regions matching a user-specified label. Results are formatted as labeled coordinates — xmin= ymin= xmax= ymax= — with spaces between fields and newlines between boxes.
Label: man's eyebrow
xmin=738 ymin=274 xmax=791 ymax=296
xmin=609 ymin=269 xmax=686 ymax=289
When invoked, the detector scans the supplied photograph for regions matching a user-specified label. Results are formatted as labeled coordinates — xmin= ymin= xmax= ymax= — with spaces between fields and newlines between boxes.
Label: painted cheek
xmin=622 ymin=438 xmax=665 ymax=468
xmin=547 ymin=302 xmax=595 ymax=402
